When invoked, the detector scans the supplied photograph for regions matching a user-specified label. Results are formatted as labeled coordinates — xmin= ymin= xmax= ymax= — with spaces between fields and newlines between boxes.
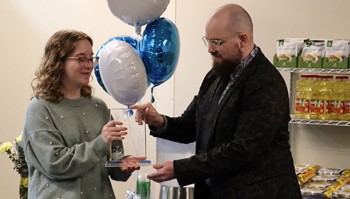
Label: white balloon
xmin=98 ymin=40 xmax=148 ymax=106
xmin=106 ymin=0 xmax=170 ymax=34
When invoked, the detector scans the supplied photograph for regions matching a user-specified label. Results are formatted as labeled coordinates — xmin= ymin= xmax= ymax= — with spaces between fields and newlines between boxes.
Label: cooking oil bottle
xmin=295 ymin=75 xmax=312 ymax=119
xmin=309 ymin=75 xmax=333 ymax=120
xmin=344 ymin=76 xmax=350 ymax=121
xmin=309 ymin=75 xmax=322 ymax=120
xmin=330 ymin=76 xmax=348 ymax=120
xmin=320 ymin=75 xmax=333 ymax=120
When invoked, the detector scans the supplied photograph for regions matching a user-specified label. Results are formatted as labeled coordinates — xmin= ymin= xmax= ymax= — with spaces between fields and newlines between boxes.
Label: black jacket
xmin=151 ymin=49 xmax=302 ymax=199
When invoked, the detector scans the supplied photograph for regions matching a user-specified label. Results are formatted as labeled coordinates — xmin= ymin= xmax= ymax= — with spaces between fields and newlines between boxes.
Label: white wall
xmin=0 ymin=1 xmax=175 ymax=198
xmin=1 ymin=0 xmax=350 ymax=198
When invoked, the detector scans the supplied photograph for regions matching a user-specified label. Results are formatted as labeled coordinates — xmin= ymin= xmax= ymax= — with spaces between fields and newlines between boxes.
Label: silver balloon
xmin=98 ymin=40 xmax=148 ymax=106
xmin=107 ymin=0 xmax=170 ymax=34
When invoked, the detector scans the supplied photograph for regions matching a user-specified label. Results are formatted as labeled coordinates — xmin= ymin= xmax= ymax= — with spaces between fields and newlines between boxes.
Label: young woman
xmin=23 ymin=29 xmax=145 ymax=199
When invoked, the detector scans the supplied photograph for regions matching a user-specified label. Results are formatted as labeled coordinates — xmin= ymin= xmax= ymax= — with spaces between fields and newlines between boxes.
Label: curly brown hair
xmin=32 ymin=29 xmax=94 ymax=103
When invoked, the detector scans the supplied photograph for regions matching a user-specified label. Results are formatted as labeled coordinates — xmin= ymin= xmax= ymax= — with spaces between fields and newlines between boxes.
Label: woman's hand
xmin=119 ymin=156 xmax=147 ymax=173
xmin=100 ymin=120 xmax=127 ymax=146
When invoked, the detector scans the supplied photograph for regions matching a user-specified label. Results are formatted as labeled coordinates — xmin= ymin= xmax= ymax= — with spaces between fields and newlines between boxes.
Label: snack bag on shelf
xmin=298 ymin=171 xmax=317 ymax=185
xmin=332 ymin=189 xmax=350 ymax=199
xmin=323 ymin=182 xmax=346 ymax=198
xmin=304 ymin=165 xmax=322 ymax=173
xmin=323 ymin=40 xmax=349 ymax=69
xmin=273 ymin=38 xmax=306 ymax=68
xmin=301 ymin=187 xmax=327 ymax=198
xmin=340 ymin=169 xmax=350 ymax=176
xmin=298 ymin=39 xmax=325 ymax=68
xmin=305 ymin=181 xmax=333 ymax=190
xmin=335 ymin=173 xmax=350 ymax=185
xmin=318 ymin=168 xmax=347 ymax=176
xmin=295 ymin=163 xmax=311 ymax=172
xmin=322 ymin=174 xmax=350 ymax=198
xmin=311 ymin=175 xmax=339 ymax=183
xmin=339 ymin=184 xmax=350 ymax=191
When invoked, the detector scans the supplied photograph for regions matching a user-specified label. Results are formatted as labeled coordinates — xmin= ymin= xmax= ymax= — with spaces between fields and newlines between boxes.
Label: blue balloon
xmin=94 ymin=36 xmax=140 ymax=93
xmin=94 ymin=64 xmax=108 ymax=93
xmin=140 ymin=17 xmax=180 ymax=87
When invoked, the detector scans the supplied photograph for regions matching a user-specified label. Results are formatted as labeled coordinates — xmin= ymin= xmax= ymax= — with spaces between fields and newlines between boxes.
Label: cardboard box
xmin=323 ymin=57 xmax=349 ymax=69
xmin=298 ymin=56 xmax=324 ymax=68
xmin=298 ymin=40 xmax=324 ymax=68
xmin=323 ymin=40 xmax=349 ymax=69
xmin=273 ymin=54 xmax=298 ymax=68
xmin=273 ymin=38 xmax=305 ymax=68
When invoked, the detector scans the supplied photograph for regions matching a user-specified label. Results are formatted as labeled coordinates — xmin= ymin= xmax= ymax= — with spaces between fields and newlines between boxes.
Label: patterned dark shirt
xmin=218 ymin=45 xmax=259 ymax=104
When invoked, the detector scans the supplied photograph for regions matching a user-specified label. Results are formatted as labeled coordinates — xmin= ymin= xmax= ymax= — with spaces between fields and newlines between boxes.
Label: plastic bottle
xmin=309 ymin=75 xmax=333 ymax=120
xmin=320 ymin=75 xmax=333 ymax=120
xmin=330 ymin=76 xmax=348 ymax=120
xmin=309 ymin=75 xmax=322 ymax=120
xmin=344 ymin=76 xmax=350 ymax=121
xmin=295 ymin=75 xmax=312 ymax=119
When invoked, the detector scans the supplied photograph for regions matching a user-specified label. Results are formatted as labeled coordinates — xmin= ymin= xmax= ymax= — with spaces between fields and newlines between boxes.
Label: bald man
xmin=132 ymin=4 xmax=302 ymax=199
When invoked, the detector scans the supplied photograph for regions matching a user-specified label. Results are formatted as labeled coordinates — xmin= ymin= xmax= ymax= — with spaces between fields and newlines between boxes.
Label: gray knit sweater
xmin=23 ymin=96 xmax=130 ymax=199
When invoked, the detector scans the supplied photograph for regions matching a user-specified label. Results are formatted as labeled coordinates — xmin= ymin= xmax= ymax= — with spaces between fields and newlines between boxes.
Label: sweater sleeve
xmin=23 ymin=98 xmax=110 ymax=180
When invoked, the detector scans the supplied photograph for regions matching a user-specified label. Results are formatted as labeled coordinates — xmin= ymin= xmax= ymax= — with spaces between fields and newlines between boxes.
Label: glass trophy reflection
xmin=105 ymin=108 xmax=151 ymax=167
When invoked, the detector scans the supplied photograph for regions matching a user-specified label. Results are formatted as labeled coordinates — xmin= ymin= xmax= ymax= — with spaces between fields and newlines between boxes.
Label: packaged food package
xmin=295 ymin=164 xmax=311 ymax=174
xmin=332 ymin=189 xmax=350 ymax=199
xmin=339 ymin=184 xmax=350 ymax=191
xmin=336 ymin=173 xmax=350 ymax=185
xmin=298 ymin=39 xmax=325 ymax=68
xmin=311 ymin=174 xmax=339 ymax=183
xmin=323 ymin=182 xmax=345 ymax=198
xmin=298 ymin=170 xmax=317 ymax=184
xmin=304 ymin=165 xmax=322 ymax=173
xmin=301 ymin=186 xmax=326 ymax=197
xmin=302 ymin=194 xmax=329 ymax=199
xmin=340 ymin=169 xmax=350 ymax=176
xmin=323 ymin=39 xmax=349 ymax=69
xmin=318 ymin=168 xmax=345 ymax=176
xmin=305 ymin=181 xmax=333 ymax=189
xmin=273 ymin=38 xmax=306 ymax=68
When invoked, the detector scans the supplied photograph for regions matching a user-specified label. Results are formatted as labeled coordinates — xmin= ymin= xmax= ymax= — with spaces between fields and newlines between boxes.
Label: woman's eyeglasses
xmin=66 ymin=56 xmax=99 ymax=66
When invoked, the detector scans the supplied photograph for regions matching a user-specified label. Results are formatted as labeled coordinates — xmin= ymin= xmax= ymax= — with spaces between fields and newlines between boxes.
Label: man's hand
xmin=130 ymin=103 xmax=164 ymax=128
xmin=147 ymin=161 xmax=175 ymax=183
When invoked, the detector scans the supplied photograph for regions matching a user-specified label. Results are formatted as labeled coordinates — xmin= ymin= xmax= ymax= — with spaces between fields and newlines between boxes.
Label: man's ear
xmin=239 ymin=33 xmax=248 ymax=46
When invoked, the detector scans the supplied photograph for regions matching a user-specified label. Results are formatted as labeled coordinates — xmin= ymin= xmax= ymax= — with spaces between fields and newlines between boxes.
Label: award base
xmin=105 ymin=159 xmax=152 ymax=167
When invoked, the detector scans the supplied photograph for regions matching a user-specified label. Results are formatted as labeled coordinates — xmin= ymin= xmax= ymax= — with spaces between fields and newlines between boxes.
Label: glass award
xmin=105 ymin=108 xmax=151 ymax=167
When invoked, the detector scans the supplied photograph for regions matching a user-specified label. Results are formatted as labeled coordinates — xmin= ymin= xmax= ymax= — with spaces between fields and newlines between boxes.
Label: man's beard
xmin=212 ymin=54 xmax=241 ymax=79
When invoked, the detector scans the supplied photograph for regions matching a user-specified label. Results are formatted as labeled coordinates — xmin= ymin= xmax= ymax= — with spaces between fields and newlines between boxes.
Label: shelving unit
xmin=277 ymin=67 xmax=350 ymax=169
xmin=277 ymin=67 xmax=350 ymax=126
xmin=277 ymin=68 xmax=350 ymax=74
xmin=290 ymin=118 xmax=350 ymax=127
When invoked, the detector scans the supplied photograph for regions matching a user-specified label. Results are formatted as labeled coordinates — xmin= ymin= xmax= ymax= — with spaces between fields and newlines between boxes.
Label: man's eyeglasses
xmin=67 ymin=56 xmax=99 ymax=66
xmin=202 ymin=36 xmax=226 ymax=48
xmin=202 ymin=32 xmax=241 ymax=49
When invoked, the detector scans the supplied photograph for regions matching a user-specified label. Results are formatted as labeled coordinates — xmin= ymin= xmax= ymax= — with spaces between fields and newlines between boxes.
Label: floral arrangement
xmin=0 ymin=134 xmax=28 ymax=199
